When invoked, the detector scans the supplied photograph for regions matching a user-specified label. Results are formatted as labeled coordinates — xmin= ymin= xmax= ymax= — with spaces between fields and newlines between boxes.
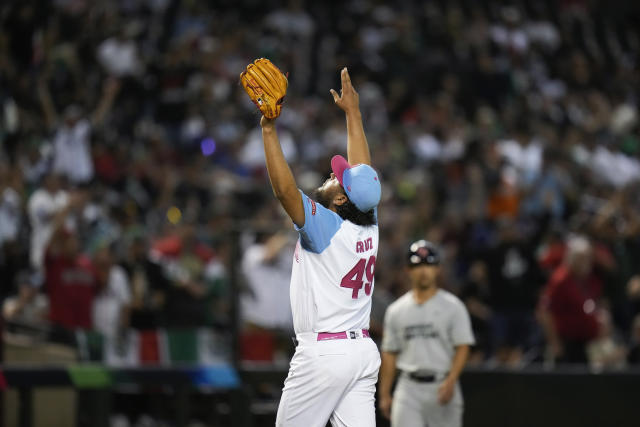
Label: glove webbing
xmin=247 ymin=65 xmax=282 ymax=98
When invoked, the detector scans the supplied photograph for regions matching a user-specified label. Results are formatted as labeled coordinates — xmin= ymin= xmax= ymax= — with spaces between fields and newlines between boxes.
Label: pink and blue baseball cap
xmin=331 ymin=155 xmax=381 ymax=212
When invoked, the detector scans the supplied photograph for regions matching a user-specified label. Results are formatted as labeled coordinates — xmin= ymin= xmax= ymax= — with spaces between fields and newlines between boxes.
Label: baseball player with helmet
xmin=240 ymin=59 xmax=382 ymax=427
xmin=379 ymin=240 xmax=475 ymax=427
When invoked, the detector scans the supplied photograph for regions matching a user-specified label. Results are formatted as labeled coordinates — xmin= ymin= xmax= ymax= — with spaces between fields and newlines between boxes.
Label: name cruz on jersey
xmin=356 ymin=238 xmax=374 ymax=253
xmin=290 ymin=190 xmax=379 ymax=334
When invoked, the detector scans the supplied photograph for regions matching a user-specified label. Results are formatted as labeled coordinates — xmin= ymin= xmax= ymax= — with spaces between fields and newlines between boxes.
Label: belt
xmin=403 ymin=370 xmax=448 ymax=383
xmin=317 ymin=329 xmax=370 ymax=341
xmin=291 ymin=329 xmax=370 ymax=347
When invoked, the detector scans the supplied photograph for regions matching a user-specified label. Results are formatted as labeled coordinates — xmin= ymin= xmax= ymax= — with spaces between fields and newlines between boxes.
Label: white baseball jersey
xmin=382 ymin=289 xmax=475 ymax=373
xmin=290 ymin=190 xmax=378 ymax=334
xmin=382 ymin=289 xmax=474 ymax=427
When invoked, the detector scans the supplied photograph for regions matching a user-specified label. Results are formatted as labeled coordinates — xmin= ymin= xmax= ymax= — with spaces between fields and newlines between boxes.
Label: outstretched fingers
xmin=329 ymin=88 xmax=340 ymax=103
xmin=342 ymin=68 xmax=357 ymax=100
xmin=331 ymin=67 xmax=356 ymax=106
xmin=341 ymin=67 xmax=351 ymax=87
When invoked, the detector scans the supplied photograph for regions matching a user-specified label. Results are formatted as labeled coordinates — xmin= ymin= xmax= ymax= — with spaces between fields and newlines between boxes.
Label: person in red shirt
xmin=44 ymin=193 xmax=95 ymax=337
xmin=538 ymin=235 xmax=602 ymax=364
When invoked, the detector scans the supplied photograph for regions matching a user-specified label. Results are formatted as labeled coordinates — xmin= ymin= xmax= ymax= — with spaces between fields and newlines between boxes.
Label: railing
xmin=1 ymin=364 xmax=244 ymax=427
xmin=3 ymin=363 xmax=639 ymax=427
xmin=240 ymin=363 xmax=640 ymax=427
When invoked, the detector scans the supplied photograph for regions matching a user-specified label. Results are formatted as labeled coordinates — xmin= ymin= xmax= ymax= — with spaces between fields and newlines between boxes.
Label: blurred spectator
xmin=461 ymin=260 xmax=493 ymax=364
xmin=485 ymin=218 xmax=545 ymax=365
xmin=497 ymin=124 xmax=542 ymax=183
xmin=628 ymin=275 xmax=640 ymax=319
xmin=97 ymin=23 xmax=144 ymax=78
xmin=2 ymin=270 xmax=48 ymax=326
xmin=586 ymin=308 xmax=627 ymax=370
xmin=27 ymin=172 xmax=68 ymax=270
xmin=121 ymin=235 xmax=169 ymax=330
xmin=0 ymin=164 xmax=22 ymax=247
xmin=43 ymin=192 xmax=94 ymax=337
xmin=0 ymin=162 xmax=26 ymax=293
xmin=150 ymin=223 xmax=228 ymax=327
xmin=538 ymin=235 xmax=603 ymax=364
xmin=37 ymin=77 xmax=120 ymax=185
xmin=590 ymin=189 xmax=640 ymax=330
xmin=537 ymin=223 xmax=570 ymax=274
xmin=239 ymin=228 xmax=295 ymax=363
xmin=92 ymin=244 xmax=132 ymax=338
xmin=627 ymin=315 xmax=640 ymax=365
xmin=520 ymin=148 xmax=571 ymax=220
xmin=240 ymin=229 xmax=294 ymax=332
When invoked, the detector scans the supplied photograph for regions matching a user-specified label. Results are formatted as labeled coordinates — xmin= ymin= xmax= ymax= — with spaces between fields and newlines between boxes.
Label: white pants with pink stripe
xmin=276 ymin=331 xmax=381 ymax=427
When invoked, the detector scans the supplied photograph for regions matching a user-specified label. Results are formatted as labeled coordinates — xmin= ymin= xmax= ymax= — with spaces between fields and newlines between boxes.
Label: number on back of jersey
xmin=340 ymin=256 xmax=376 ymax=299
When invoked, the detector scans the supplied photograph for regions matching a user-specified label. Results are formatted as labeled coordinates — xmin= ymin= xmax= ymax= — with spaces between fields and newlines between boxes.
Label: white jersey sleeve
xmin=381 ymin=305 xmax=401 ymax=353
xmin=449 ymin=297 xmax=475 ymax=346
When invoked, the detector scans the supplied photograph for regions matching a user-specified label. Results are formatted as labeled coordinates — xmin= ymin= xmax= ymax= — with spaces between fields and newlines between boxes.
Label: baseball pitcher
xmin=379 ymin=240 xmax=475 ymax=427
xmin=241 ymin=60 xmax=382 ymax=427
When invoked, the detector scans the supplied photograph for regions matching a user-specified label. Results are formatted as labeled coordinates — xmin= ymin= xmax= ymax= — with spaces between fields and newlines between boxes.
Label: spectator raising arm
xmin=91 ymin=77 xmax=121 ymax=127
xmin=37 ymin=75 xmax=121 ymax=129
xmin=46 ymin=191 xmax=86 ymax=256
xmin=37 ymin=78 xmax=58 ymax=130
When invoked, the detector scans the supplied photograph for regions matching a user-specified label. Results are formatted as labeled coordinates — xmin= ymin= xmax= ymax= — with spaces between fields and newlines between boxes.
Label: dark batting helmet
xmin=407 ymin=240 xmax=441 ymax=267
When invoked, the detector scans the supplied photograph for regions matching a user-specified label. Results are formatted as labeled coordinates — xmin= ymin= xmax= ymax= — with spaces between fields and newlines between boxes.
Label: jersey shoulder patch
xmin=308 ymin=197 xmax=317 ymax=215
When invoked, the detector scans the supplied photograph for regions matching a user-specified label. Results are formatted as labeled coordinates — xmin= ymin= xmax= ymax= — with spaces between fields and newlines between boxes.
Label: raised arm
xmin=37 ymin=78 xmax=58 ymax=130
xmin=91 ymin=77 xmax=121 ymax=127
xmin=330 ymin=68 xmax=371 ymax=166
xmin=260 ymin=116 xmax=304 ymax=227
xmin=47 ymin=191 xmax=86 ymax=256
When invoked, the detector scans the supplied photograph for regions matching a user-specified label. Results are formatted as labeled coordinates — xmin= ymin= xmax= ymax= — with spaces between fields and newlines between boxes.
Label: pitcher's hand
xmin=261 ymin=115 xmax=276 ymax=129
xmin=330 ymin=68 xmax=359 ymax=113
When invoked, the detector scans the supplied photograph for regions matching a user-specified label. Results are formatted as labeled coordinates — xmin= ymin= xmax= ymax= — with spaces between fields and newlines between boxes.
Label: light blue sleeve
xmin=294 ymin=190 xmax=343 ymax=253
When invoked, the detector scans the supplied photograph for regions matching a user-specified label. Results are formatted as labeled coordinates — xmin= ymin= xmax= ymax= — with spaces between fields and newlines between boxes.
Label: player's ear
xmin=333 ymin=193 xmax=348 ymax=206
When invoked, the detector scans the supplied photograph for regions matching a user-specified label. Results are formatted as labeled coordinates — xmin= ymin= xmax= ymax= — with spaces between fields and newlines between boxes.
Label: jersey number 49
xmin=340 ymin=255 xmax=376 ymax=299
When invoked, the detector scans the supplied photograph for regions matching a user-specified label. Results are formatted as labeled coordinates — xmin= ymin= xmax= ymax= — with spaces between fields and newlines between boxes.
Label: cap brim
xmin=331 ymin=155 xmax=351 ymax=186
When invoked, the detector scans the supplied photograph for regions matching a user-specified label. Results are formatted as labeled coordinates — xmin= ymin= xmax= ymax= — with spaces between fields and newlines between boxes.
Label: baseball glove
xmin=240 ymin=58 xmax=288 ymax=119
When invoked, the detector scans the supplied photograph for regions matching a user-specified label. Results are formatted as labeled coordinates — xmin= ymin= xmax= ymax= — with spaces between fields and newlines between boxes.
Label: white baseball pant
xmin=391 ymin=375 xmax=463 ymax=427
xmin=276 ymin=331 xmax=381 ymax=427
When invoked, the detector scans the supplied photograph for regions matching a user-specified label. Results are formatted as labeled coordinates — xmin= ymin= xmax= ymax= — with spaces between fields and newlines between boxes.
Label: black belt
xmin=403 ymin=371 xmax=445 ymax=383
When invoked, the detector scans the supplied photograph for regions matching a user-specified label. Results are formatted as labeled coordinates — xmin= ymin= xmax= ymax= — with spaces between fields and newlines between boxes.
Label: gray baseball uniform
xmin=382 ymin=289 xmax=475 ymax=427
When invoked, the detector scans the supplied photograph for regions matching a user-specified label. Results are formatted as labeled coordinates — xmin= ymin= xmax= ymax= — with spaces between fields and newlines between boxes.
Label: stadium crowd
xmin=1 ymin=0 xmax=640 ymax=370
